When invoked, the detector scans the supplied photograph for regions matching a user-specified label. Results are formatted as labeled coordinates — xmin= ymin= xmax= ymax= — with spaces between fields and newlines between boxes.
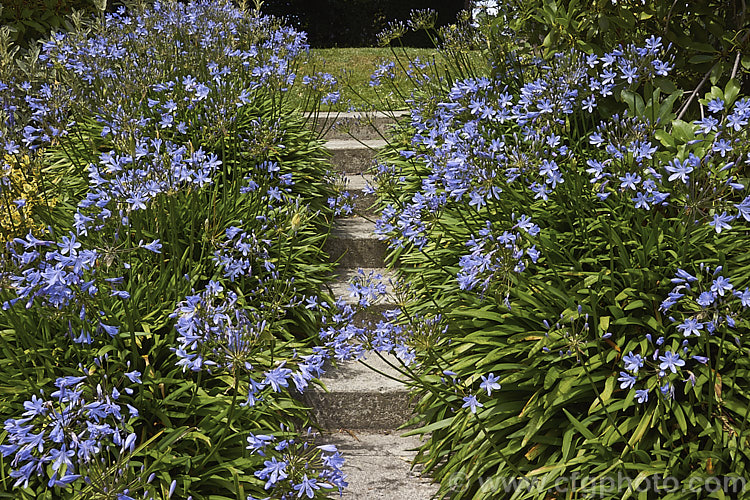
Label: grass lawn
xmin=292 ymin=47 xmax=449 ymax=111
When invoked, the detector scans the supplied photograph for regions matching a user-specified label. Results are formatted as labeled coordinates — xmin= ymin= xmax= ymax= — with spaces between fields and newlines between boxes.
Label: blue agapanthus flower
xmin=1 ymin=370 xmax=141 ymax=492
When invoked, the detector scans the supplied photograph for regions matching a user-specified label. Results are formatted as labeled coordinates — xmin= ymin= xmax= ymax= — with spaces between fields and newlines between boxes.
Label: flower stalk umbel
xmin=247 ymin=427 xmax=347 ymax=499
xmin=171 ymin=279 xmax=329 ymax=409
xmin=1 ymin=361 xmax=147 ymax=497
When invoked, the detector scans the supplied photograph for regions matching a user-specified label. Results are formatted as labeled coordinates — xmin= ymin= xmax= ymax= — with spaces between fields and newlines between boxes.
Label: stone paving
xmin=310 ymin=111 xmax=439 ymax=499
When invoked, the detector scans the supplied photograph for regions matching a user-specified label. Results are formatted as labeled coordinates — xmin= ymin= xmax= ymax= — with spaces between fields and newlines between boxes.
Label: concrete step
xmin=344 ymin=173 xmax=377 ymax=216
xmin=308 ymin=111 xmax=408 ymax=141
xmin=328 ymin=173 xmax=377 ymax=217
xmin=326 ymin=139 xmax=386 ymax=174
xmin=325 ymin=218 xmax=387 ymax=268
xmin=324 ymin=430 xmax=437 ymax=499
xmin=306 ymin=354 xmax=415 ymax=430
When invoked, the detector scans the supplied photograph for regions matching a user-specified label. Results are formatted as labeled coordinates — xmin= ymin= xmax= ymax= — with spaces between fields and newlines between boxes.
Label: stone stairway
xmin=308 ymin=111 xmax=438 ymax=499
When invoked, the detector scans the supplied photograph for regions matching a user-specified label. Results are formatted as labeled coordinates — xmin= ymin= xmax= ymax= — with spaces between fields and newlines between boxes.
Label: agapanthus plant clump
xmin=3 ymin=136 xmax=222 ymax=342
xmin=625 ymin=265 xmax=750 ymax=405
xmin=246 ymin=427 xmax=347 ymax=499
xmin=171 ymin=279 xmax=329 ymax=403
xmin=0 ymin=1 xmax=346 ymax=498
xmin=343 ymin=4 xmax=750 ymax=498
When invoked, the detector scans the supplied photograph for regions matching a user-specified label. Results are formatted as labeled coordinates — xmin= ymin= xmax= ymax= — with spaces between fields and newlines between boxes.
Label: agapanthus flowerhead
xmin=247 ymin=429 xmax=347 ymax=498
xmin=1 ymin=369 xmax=141 ymax=493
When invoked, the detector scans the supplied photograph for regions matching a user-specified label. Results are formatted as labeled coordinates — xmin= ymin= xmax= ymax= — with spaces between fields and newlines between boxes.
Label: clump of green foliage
xmin=318 ymin=2 xmax=750 ymax=499
xmin=0 ymin=1 xmax=350 ymax=498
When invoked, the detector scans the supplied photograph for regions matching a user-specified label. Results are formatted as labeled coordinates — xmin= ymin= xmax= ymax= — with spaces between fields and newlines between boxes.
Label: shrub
xmin=479 ymin=0 xmax=750 ymax=102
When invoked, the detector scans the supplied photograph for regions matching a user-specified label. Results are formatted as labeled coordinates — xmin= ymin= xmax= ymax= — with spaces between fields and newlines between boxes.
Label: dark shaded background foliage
xmin=0 ymin=0 xmax=98 ymax=47
xmin=3 ymin=0 xmax=465 ymax=48
xmin=260 ymin=0 xmax=464 ymax=47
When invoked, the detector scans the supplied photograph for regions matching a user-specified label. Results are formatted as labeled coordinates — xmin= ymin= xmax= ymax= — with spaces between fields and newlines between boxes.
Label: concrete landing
xmin=325 ymin=430 xmax=438 ymax=499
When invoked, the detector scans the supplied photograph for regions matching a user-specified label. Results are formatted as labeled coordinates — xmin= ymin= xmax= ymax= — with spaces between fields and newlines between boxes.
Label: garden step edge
xmin=306 ymin=353 xmax=415 ymax=431
xmin=342 ymin=173 xmax=377 ymax=216
xmin=328 ymin=267 xmax=396 ymax=303
xmin=325 ymin=217 xmax=386 ymax=268
xmin=306 ymin=110 xmax=409 ymax=141
xmin=326 ymin=139 xmax=387 ymax=174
